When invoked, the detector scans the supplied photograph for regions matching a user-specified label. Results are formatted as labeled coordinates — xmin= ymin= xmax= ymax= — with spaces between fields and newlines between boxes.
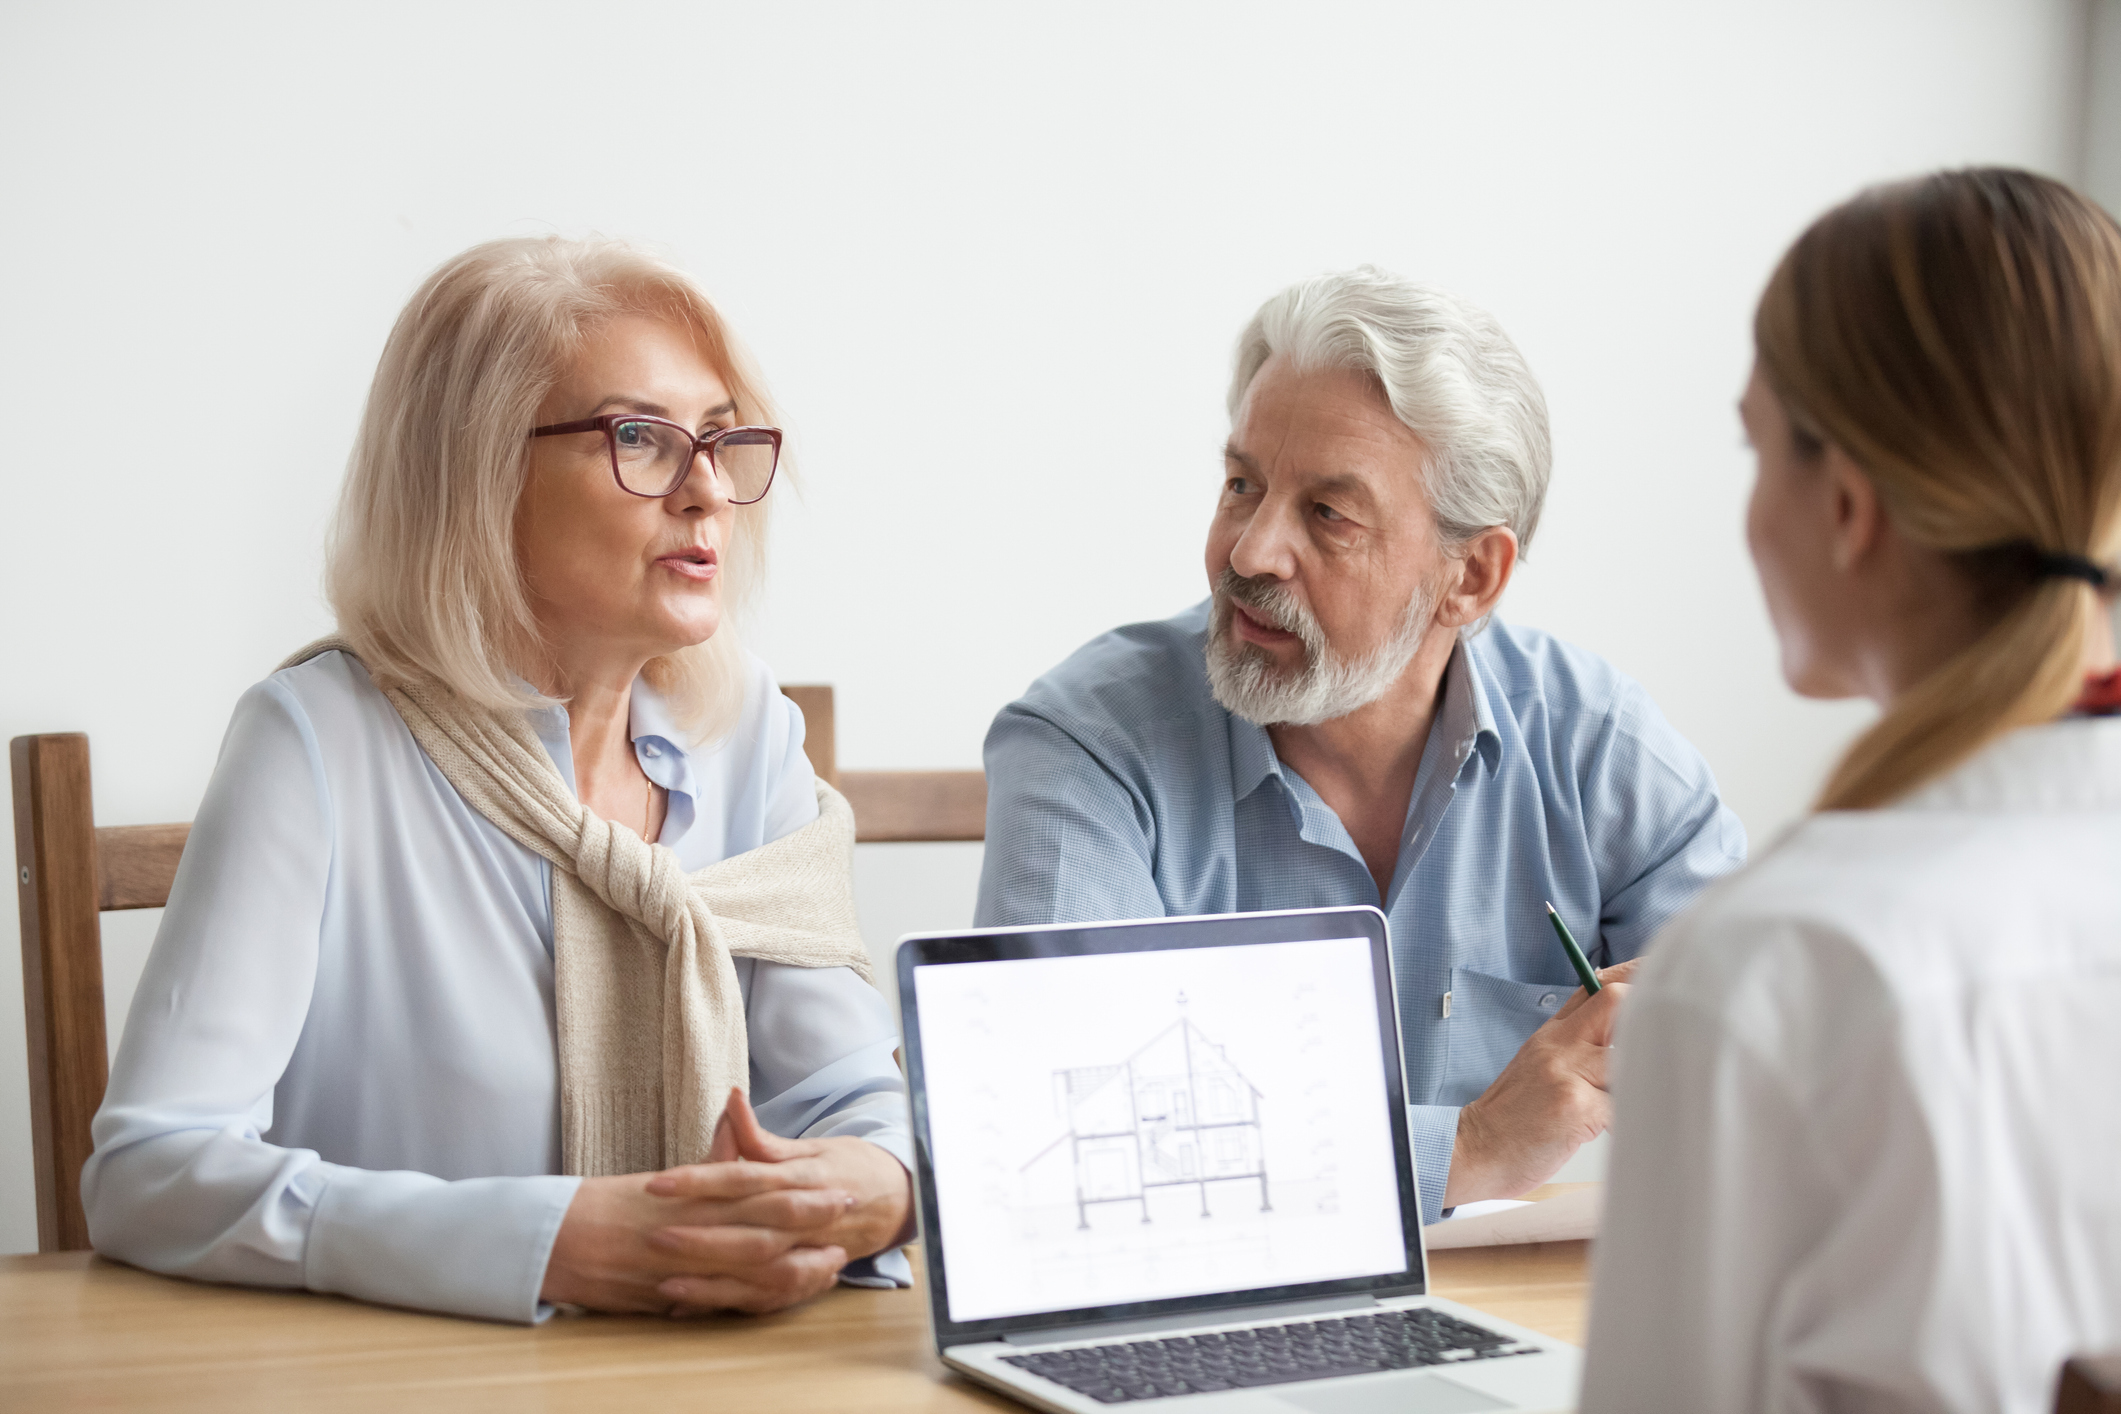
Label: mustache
xmin=1213 ymin=567 xmax=1330 ymax=664
xmin=1216 ymin=567 xmax=1309 ymax=636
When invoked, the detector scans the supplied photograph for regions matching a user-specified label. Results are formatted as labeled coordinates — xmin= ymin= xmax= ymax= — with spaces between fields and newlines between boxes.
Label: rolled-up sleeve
xmin=1405 ymin=1106 xmax=1459 ymax=1226
xmin=80 ymin=680 xmax=580 ymax=1324
xmin=976 ymin=706 xmax=1164 ymax=929
xmin=1582 ymin=687 xmax=1748 ymax=963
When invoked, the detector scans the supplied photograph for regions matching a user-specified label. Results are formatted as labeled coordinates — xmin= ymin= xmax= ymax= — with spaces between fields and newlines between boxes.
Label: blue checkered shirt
xmin=975 ymin=601 xmax=1747 ymax=1223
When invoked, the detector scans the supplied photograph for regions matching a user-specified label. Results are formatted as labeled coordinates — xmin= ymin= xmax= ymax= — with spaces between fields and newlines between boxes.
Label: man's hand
xmin=538 ymin=1089 xmax=912 ymax=1317
xmin=1441 ymin=959 xmax=1640 ymax=1209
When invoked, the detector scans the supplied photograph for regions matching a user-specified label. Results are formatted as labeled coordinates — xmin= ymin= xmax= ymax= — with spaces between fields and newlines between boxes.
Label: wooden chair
xmin=10 ymin=683 xmax=982 ymax=1253
xmin=2059 ymin=1354 xmax=2121 ymax=1414
xmin=12 ymin=733 xmax=151 ymax=1254
xmin=777 ymin=685 xmax=986 ymax=843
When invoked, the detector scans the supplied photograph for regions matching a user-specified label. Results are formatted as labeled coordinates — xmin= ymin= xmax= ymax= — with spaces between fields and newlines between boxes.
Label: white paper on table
xmin=1420 ymin=1185 xmax=1603 ymax=1250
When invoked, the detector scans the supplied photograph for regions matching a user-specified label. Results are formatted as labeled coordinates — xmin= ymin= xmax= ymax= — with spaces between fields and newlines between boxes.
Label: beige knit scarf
xmin=281 ymin=637 xmax=873 ymax=1177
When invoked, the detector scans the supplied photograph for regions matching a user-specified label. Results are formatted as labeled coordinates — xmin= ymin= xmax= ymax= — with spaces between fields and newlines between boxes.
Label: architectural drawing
xmin=1023 ymin=995 xmax=1271 ymax=1227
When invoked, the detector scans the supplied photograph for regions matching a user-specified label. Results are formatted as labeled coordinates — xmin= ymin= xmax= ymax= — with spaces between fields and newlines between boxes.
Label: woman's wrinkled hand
xmin=538 ymin=1089 xmax=912 ymax=1318
xmin=642 ymin=1088 xmax=914 ymax=1314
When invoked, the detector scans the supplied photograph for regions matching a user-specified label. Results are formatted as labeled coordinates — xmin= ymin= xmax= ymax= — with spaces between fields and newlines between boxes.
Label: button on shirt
xmin=976 ymin=603 xmax=1746 ymax=1222
xmin=84 ymin=650 xmax=911 ymax=1323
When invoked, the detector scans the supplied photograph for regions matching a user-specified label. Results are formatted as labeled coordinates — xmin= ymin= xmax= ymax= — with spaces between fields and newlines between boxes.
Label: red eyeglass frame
xmin=530 ymin=413 xmax=782 ymax=504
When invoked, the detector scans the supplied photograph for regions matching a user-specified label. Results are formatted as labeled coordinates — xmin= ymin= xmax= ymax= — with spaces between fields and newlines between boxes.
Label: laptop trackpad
xmin=1270 ymin=1372 xmax=1513 ymax=1414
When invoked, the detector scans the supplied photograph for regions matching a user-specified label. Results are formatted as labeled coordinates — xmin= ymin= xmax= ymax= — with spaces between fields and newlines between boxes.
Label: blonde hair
xmin=1755 ymin=168 xmax=2121 ymax=810
xmin=327 ymin=236 xmax=780 ymax=741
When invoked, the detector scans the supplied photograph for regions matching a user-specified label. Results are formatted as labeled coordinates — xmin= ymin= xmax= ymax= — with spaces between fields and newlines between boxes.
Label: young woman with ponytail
xmin=1582 ymin=168 xmax=2121 ymax=1414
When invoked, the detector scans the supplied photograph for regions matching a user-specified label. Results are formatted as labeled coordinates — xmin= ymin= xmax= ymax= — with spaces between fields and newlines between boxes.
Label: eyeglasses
xmin=530 ymin=414 xmax=781 ymax=503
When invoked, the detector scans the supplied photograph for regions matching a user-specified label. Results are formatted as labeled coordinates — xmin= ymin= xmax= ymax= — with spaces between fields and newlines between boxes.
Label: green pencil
xmin=1545 ymin=901 xmax=1602 ymax=994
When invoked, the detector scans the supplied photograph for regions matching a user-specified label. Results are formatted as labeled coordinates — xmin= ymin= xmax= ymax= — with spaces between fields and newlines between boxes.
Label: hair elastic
xmin=2033 ymin=552 xmax=2113 ymax=590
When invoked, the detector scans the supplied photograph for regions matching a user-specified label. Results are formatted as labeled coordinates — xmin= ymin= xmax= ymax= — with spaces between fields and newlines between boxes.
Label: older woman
xmin=82 ymin=237 xmax=913 ymax=1323
xmin=1583 ymin=169 xmax=2121 ymax=1411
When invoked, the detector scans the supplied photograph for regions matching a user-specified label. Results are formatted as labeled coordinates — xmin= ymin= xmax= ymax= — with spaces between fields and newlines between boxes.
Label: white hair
xmin=1228 ymin=266 xmax=1552 ymax=550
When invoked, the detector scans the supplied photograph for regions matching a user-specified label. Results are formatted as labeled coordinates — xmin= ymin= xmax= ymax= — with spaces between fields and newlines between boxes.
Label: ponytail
xmin=1755 ymin=169 xmax=2121 ymax=810
xmin=1817 ymin=572 xmax=2105 ymax=809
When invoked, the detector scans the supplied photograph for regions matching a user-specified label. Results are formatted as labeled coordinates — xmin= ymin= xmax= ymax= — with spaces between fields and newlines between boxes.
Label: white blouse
xmin=82 ymin=649 xmax=911 ymax=1324
xmin=1582 ymin=716 xmax=2121 ymax=1414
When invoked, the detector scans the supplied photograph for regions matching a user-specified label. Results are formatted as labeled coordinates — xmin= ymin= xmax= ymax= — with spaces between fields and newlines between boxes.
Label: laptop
xmin=895 ymin=906 xmax=1582 ymax=1414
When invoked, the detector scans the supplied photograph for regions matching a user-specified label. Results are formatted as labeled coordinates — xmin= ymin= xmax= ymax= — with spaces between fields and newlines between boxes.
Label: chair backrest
xmin=782 ymin=684 xmax=987 ymax=842
xmin=2059 ymin=1354 xmax=2121 ymax=1414
xmin=9 ymin=683 xmax=982 ymax=1253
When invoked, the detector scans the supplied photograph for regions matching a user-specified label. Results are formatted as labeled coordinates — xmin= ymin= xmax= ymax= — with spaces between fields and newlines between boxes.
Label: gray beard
xmin=1204 ymin=568 xmax=1437 ymax=728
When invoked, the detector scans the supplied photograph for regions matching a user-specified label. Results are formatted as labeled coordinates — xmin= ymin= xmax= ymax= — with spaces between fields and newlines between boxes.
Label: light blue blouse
xmin=82 ymin=649 xmax=912 ymax=1323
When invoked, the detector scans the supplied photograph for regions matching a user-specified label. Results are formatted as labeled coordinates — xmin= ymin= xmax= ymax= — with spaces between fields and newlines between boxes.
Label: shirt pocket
xmin=1437 ymin=966 xmax=1573 ymax=1107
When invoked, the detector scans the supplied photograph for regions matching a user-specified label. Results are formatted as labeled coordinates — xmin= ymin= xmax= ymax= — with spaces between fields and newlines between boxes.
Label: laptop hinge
xmin=1001 ymin=1295 xmax=1382 ymax=1346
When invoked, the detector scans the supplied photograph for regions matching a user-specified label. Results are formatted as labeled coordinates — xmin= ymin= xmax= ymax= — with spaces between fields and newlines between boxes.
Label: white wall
xmin=0 ymin=1 xmax=2091 ymax=1253
xmin=2087 ymin=0 xmax=2121 ymax=215
xmin=2091 ymin=1 xmax=2121 ymax=660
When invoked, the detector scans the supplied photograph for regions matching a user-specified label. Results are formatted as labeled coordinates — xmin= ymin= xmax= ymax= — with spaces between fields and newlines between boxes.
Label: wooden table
xmin=0 ymin=1237 xmax=1588 ymax=1412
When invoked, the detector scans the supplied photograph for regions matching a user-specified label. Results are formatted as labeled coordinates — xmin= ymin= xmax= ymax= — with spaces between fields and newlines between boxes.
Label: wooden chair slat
xmin=841 ymin=770 xmax=987 ymax=843
xmin=780 ymin=685 xmax=837 ymax=786
xmin=782 ymin=686 xmax=992 ymax=842
xmin=95 ymin=824 xmax=190 ymax=911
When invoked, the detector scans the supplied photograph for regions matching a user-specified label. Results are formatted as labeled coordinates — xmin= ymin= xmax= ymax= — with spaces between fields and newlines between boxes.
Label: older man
xmin=976 ymin=267 xmax=1745 ymax=1223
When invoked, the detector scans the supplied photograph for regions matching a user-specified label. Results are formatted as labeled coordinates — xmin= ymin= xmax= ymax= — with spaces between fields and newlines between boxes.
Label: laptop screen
xmin=903 ymin=911 xmax=1419 ymax=1334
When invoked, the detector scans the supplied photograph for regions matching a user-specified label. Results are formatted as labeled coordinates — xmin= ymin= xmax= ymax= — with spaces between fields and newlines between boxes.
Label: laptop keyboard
xmin=999 ymin=1307 xmax=1539 ymax=1403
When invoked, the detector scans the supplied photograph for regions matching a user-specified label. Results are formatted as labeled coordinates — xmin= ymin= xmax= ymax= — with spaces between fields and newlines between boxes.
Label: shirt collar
xmin=628 ymin=678 xmax=699 ymax=842
xmin=1231 ymin=714 xmax=1284 ymax=803
xmin=519 ymin=677 xmax=700 ymax=841
xmin=1896 ymin=716 xmax=2121 ymax=813
xmin=627 ymin=676 xmax=683 ymax=759
xmin=1442 ymin=635 xmax=1505 ymax=776
xmin=1227 ymin=634 xmax=1503 ymax=801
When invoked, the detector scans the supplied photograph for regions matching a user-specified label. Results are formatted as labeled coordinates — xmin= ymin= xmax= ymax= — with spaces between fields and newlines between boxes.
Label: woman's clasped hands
xmin=540 ymin=1088 xmax=913 ymax=1317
